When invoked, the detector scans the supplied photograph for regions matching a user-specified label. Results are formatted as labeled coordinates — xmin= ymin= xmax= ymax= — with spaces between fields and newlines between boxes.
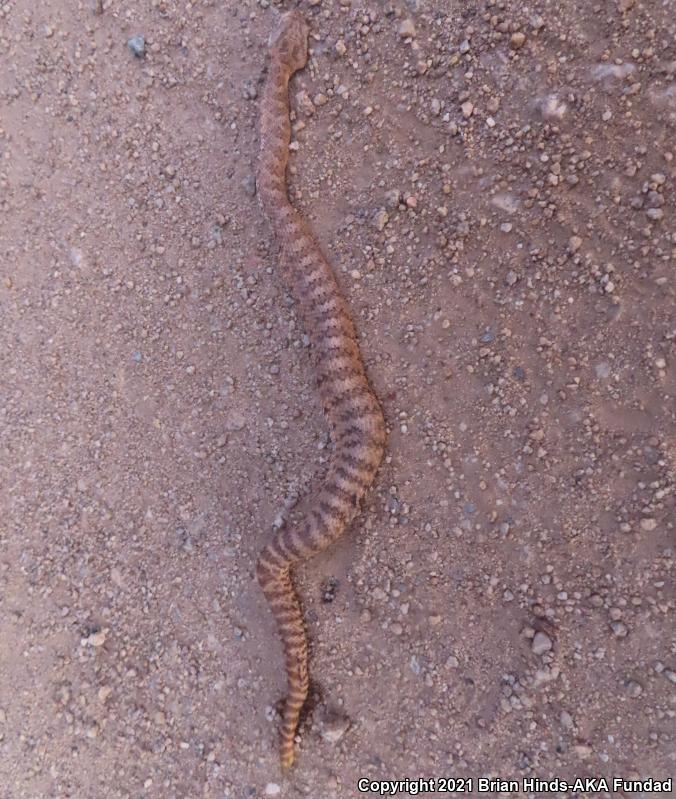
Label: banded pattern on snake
xmin=255 ymin=11 xmax=387 ymax=770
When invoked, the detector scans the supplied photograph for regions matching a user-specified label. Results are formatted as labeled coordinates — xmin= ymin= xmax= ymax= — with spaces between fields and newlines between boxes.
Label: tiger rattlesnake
xmin=255 ymin=10 xmax=387 ymax=771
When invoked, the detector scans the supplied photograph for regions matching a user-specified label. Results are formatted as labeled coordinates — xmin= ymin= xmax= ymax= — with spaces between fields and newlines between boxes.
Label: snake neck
xmin=258 ymin=59 xmax=295 ymax=225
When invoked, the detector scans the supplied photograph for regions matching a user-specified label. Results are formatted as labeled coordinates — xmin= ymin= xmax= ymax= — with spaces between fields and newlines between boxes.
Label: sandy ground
xmin=1 ymin=1 xmax=674 ymax=797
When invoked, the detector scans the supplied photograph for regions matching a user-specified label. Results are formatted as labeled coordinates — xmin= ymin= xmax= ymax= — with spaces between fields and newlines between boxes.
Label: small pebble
xmin=532 ymin=631 xmax=553 ymax=655
xmin=610 ymin=621 xmax=628 ymax=638
xmin=97 ymin=684 xmax=112 ymax=702
xmin=127 ymin=35 xmax=146 ymax=58
xmin=320 ymin=713 xmax=350 ymax=743
xmin=510 ymin=32 xmax=526 ymax=49
xmin=540 ymin=94 xmax=567 ymax=119
xmin=385 ymin=189 xmax=401 ymax=208
xmin=321 ymin=576 xmax=340 ymax=603
xmin=374 ymin=209 xmax=389 ymax=231
xmin=295 ymin=90 xmax=314 ymax=115
xmin=398 ymin=19 xmax=416 ymax=38
xmin=264 ymin=784 xmax=281 ymax=796
xmin=242 ymin=80 xmax=257 ymax=100
xmin=83 ymin=629 xmax=107 ymax=647
xmin=461 ymin=101 xmax=474 ymax=118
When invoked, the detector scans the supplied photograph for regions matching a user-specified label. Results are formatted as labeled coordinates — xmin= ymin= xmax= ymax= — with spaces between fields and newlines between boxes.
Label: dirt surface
xmin=1 ymin=1 xmax=674 ymax=797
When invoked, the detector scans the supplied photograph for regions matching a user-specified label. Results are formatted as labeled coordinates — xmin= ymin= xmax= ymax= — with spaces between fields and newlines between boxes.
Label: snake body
xmin=255 ymin=11 xmax=386 ymax=770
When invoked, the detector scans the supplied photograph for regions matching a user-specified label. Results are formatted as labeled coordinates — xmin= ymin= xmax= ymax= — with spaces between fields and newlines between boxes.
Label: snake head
xmin=268 ymin=11 xmax=308 ymax=72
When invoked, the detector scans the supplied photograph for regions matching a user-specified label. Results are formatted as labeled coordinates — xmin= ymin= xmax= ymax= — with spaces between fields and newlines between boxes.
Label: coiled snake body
xmin=255 ymin=11 xmax=386 ymax=770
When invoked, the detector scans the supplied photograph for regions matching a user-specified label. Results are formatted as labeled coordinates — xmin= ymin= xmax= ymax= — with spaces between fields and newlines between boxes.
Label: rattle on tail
xmin=255 ymin=11 xmax=386 ymax=770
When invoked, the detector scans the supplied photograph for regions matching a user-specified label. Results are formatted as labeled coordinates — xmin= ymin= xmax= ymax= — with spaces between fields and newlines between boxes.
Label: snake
xmin=255 ymin=10 xmax=387 ymax=771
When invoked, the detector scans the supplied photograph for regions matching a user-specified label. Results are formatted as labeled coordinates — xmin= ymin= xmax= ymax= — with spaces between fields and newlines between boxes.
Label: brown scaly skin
xmin=255 ymin=11 xmax=387 ymax=771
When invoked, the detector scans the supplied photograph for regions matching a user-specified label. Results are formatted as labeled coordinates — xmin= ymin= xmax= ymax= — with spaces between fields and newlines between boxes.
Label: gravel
xmin=1 ymin=0 xmax=673 ymax=794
